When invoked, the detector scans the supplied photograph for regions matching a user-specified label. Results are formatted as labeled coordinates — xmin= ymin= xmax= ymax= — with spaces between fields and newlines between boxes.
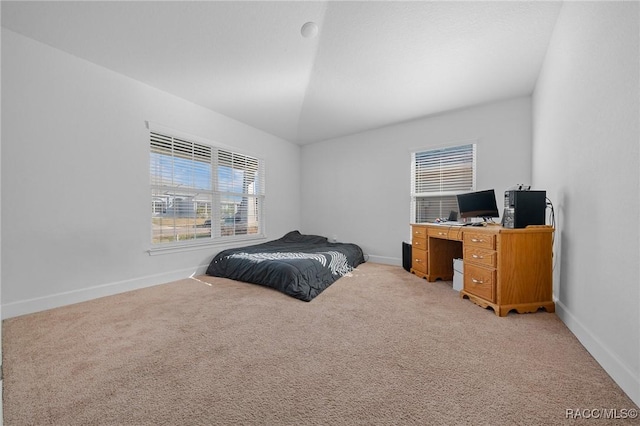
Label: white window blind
xmin=411 ymin=144 xmax=476 ymax=223
xmin=150 ymin=129 xmax=264 ymax=246
xmin=215 ymin=149 xmax=265 ymax=238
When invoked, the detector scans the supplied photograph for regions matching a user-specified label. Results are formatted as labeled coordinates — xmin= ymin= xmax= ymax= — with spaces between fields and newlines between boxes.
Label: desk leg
xmin=461 ymin=291 xmax=555 ymax=317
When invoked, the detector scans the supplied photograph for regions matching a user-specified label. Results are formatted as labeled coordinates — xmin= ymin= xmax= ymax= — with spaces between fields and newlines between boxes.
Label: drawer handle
xmin=415 ymin=241 xmax=420 ymax=246
xmin=415 ymin=259 xmax=422 ymax=263
xmin=438 ymin=232 xmax=446 ymax=236
xmin=471 ymin=278 xmax=484 ymax=284
xmin=472 ymin=254 xmax=483 ymax=259
xmin=471 ymin=238 xmax=485 ymax=243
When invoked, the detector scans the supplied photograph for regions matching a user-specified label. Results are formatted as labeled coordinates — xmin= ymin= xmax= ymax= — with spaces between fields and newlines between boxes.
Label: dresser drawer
xmin=411 ymin=247 xmax=427 ymax=274
xmin=464 ymin=246 xmax=496 ymax=268
xmin=463 ymin=232 xmax=496 ymax=250
xmin=464 ymin=263 xmax=495 ymax=302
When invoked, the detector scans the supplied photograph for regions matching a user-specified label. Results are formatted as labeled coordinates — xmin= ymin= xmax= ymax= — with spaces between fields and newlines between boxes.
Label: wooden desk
xmin=410 ymin=223 xmax=554 ymax=317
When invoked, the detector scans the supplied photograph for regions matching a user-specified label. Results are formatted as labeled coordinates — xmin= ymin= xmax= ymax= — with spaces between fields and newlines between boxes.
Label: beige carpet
xmin=3 ymin=263 xmax=637 ymax=425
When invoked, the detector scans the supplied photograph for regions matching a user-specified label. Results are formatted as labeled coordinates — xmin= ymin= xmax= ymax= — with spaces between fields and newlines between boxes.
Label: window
xmin=150 ymin=127 xmax=264 ymax=248
xmin=411 ymin=143 xmax=476 ymax=223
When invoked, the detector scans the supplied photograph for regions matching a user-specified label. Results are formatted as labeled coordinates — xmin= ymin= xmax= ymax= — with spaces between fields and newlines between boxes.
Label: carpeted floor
xmin=3 ymin=263 xmax=638 ymax=425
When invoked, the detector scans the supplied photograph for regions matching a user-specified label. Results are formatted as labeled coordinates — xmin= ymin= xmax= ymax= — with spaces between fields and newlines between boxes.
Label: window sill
xmin=147 ymin=234 xmax=266 ymax=256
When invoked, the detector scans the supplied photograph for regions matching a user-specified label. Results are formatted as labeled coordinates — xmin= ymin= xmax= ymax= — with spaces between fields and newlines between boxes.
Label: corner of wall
xmin=555 ymin=301 xmax=640 ymax=405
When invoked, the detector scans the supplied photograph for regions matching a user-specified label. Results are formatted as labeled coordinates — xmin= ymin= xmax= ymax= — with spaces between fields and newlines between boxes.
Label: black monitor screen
xmin=456 ymin=189 xmax=500 ymax=219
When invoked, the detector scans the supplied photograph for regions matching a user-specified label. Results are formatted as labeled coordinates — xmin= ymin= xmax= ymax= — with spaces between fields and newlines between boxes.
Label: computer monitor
xmin=456 ymin=189 xmax=500 ymax=219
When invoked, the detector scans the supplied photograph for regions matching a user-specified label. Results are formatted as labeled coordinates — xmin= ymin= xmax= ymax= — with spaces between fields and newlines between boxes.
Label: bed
xmin=206 ymin=230 xmax=365 ymax=301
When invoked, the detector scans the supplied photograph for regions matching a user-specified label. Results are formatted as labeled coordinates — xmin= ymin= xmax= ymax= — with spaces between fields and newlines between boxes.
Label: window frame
xmin=147 ymin=122 xmax=266 ymax=255
xmin=410 ymin=142 xmax=477 ymax=223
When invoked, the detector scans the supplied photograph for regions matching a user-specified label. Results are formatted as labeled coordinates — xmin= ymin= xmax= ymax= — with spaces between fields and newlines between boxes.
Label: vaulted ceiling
xmin=2 ymin=1 xmax=563 ymax=144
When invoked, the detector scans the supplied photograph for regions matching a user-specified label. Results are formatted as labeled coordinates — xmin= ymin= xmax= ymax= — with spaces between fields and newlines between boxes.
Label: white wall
xmin=532 ymin=2 xmax=639 ymax=405
xmin=301 ymin=96 xmax=533 ymax=264
xmin=1 ymin=29 xmax=301 ymax=318
xmin=0 ymin=9 xmax=3 ymax=422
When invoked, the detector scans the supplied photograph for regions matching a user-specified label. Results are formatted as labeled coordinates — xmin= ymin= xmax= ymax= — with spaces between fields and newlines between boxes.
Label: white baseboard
xmin=365 ymin=255 xmax=402 ymax=266
xmin=2 ymin=264 xmax=210 ymax=319
xmin=555 ymin=299 xmax=640 ymax=407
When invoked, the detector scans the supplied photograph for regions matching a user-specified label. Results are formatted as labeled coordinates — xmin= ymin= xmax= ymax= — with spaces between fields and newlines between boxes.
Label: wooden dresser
xmin=410 ymin=223 xmax=554 ymax=317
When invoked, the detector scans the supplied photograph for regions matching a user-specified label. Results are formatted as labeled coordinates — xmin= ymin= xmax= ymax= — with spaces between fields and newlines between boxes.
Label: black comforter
xmin=206 ymin=231 xmax=365 ymax=301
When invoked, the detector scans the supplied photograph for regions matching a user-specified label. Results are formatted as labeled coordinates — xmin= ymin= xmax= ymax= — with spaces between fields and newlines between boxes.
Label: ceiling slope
xmin=1 ymin=1 xmax=562 ymax=144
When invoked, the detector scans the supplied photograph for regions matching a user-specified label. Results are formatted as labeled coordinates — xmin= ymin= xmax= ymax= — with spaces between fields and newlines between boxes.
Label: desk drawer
xmin=412 ymin=236 xmax=427 ymax=251
xmin=428 ymin=227 xmax=463 ymax=240
xmin=411 ymin=247 xmax=427 ymax=274
xmin=412 ymin=226 xmax=427 ymax=239
xmin=428 ymin=227 xmax=450 ymax=239
xmin=463 ymin=232 xmax=496 ymax=250
xmin=464 ymin=263 xmax=495 ymax=302
xmin=464 ymin=246 xmax=496 ymax=268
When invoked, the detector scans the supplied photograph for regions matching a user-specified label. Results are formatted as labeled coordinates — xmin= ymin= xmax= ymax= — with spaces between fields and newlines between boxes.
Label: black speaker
xmin=402 ymin=242 xmax=412 ymax=272
xmin=502 ymin=190 xmax=546 ymax=229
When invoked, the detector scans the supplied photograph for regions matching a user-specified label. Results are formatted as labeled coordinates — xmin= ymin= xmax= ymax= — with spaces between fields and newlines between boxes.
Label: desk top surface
xmin=412 ymin=223 xmax=554 ymax=234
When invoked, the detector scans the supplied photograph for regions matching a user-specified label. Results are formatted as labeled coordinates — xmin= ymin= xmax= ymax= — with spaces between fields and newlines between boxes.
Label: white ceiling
xmin=2 ymin=1 xmax=563 ymax=145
